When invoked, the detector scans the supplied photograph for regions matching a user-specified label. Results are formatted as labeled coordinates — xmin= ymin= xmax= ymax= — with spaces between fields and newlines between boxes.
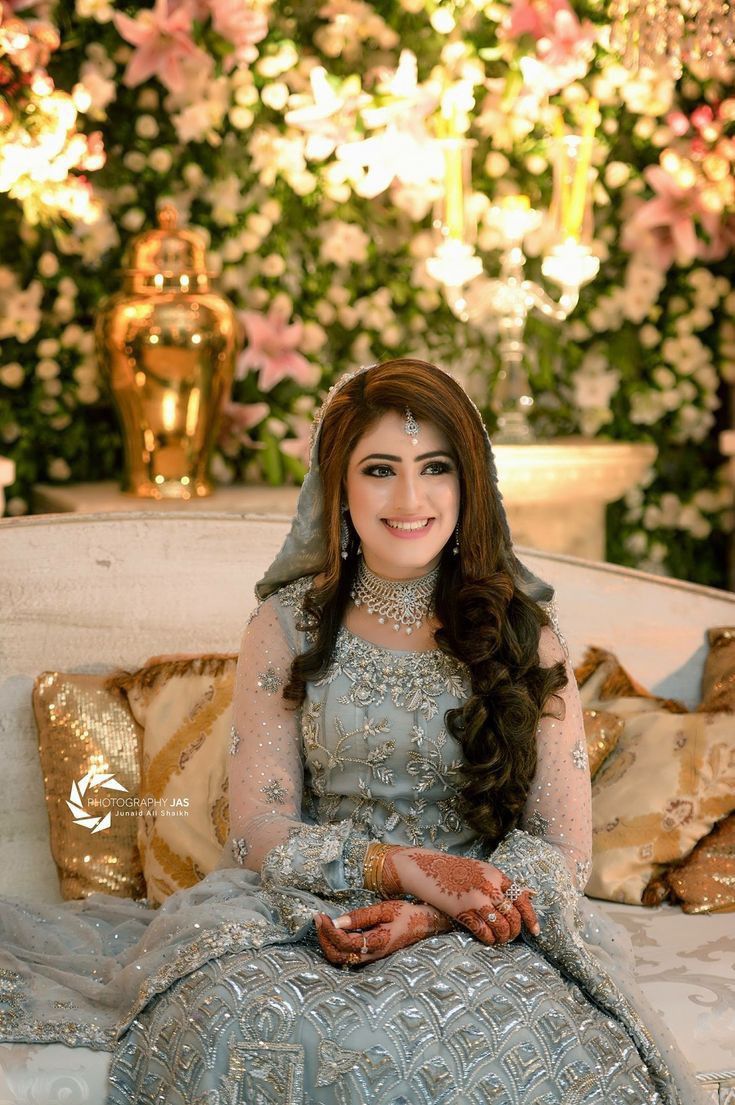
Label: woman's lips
xmin=381 ymin=518 xmax=435 ymax=539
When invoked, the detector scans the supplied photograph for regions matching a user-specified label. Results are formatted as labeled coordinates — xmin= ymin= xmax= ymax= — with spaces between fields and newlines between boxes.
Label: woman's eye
xmin=361 ymin=462 xmax=454 ymax=478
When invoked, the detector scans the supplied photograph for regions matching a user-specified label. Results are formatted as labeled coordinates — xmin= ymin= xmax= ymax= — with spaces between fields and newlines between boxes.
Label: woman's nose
xmin=392 ymin=474 xmax=422 ymax=510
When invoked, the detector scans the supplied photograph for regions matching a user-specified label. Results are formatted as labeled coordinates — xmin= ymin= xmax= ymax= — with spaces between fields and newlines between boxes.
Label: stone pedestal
xmin=0 ymin=457 xmax=15 ymax=518
xmin=494 ymin=438 xmax=658 ymax=560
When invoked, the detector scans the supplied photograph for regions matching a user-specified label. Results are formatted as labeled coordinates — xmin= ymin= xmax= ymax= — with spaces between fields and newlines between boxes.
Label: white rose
xmin=77 ymin=384 xmax=100 ymax=404
xmin=149 ymin=149 xmax=173 ymax=174
xmin=248 ymin=213 xmax=272 ymax=237
xmin=36 ymin=359 xmax=60 ymax=380
xmin=61 ymin=324 xmax=84 ymax=347
xmin=338 ymin=306 xmax=359 ymax=330
xmin=53 ymin=298 xmax=75 ymax=322
xmin=261 ymin=254 xmax=286 ymax=278
xmin=229 ymin=107 xmax=254 ymax=131
xmin=38 ymin=252 xmax=59 ymax=279
xmin=261 ymin=82 xmax=289 ymax=111
xmin=382 ymin=323 xmax=403 ymax=348
xmin=121 ymin=208 xmax=146 ymax=232
xmin=0 ymin=362 xmax=24 ymax=388
xmin=136 ymin=115 xmax=159 ymax=140
xmin=1 ymin=422 xmax=20 ymax=442
xmin=604 ymin=161 xmax=630 ymax=188
xmin=315 ymin=300 xmax=336 ymax=326
xmin=484 ymin=152 xmax=509 ymax=178
xmin=300 ymin=321 xmax=327 ymax=354
xmin=37 ymin=338 xmax=60 ymax=357
xmin=48 ymin=458 xmax=71 ymax=481
xmin=124 ymin=151 xmax=146 ymax=173
xmin=625 ymin=531 xmax=648 ymax=555
xmin=58 ymin=277 xmax=77 ymax=297
xmin=639 ymin=324 xmax=660 ymax=348
xmin=43 ymin=379 xmax=63 ymax=397
xmin=5 ymin=497 xmax=29 ymax=516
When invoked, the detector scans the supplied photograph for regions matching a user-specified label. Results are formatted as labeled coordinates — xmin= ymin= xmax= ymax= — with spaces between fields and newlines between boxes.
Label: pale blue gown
xmin=0 ymin=576 xmax=704 ymax=1105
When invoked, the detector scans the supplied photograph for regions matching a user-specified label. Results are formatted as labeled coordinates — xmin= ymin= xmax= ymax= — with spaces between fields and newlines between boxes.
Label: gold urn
xmin=96 ymin=205 xmax=237 ymax=499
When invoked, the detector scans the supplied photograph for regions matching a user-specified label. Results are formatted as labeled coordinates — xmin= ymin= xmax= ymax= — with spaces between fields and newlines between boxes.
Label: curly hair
xmin=282 ymin=358 xmax=568 ymax=847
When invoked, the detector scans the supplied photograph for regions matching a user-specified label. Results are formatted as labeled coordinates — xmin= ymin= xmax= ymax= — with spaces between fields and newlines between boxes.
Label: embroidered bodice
xmin=225 ymin=575 xmax=592 ymax=895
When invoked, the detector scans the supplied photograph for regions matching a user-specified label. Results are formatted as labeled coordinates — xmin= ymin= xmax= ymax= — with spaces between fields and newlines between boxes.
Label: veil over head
xmin=255 ymin=361 xmax=554 ymax=604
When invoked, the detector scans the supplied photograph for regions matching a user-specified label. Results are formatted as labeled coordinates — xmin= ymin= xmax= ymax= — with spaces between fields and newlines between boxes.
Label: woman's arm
xmin=223 ymin=596 xmax=369 ymax=894
xmin=519 ymin=623 xmax=593 ymax=891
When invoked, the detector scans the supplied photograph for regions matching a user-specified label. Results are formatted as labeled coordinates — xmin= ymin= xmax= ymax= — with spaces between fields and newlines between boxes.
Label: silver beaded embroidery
xmin=261 ymin=779 xmax=288 ymax=805
xmin=257 ymin=666 xmax=284 ymax=695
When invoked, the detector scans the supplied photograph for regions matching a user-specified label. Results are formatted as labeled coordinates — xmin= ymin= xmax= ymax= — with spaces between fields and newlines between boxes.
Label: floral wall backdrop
xmin=0 ymin=0 xmax=733 ymax=588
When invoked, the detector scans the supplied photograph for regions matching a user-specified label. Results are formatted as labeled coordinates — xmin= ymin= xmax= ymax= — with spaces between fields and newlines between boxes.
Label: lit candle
xmin=566 ymin=99 xmax=598 ymax=240
xmin=443 ymin=139 xmax=465 ymax=240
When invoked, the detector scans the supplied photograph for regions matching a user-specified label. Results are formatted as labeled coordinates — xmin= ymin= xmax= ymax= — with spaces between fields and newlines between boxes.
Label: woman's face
xmin=344 ymin=410 xmax=460 ymax=580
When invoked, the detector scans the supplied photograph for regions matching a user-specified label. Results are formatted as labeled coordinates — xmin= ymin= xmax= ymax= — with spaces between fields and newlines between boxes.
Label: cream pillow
xmin=107 ymin=654 xmax=236 ymax=906
xmin=577 ymin=647 xmax=735 ymax=905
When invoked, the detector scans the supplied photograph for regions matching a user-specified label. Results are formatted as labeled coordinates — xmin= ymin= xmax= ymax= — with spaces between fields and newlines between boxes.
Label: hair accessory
xmin=404 ymin=407 xmax=419 ymax=445
xmin=350 ymin=556 xmax=438 ymax=635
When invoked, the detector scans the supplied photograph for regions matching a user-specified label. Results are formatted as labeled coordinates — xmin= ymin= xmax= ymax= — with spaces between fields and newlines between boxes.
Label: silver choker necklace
xmin=350 ymin=557 xmax=439 ymax=635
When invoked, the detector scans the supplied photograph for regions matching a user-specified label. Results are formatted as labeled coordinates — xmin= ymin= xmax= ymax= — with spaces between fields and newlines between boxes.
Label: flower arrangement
xmin=0 ymin=0 xmax=732 ymax=588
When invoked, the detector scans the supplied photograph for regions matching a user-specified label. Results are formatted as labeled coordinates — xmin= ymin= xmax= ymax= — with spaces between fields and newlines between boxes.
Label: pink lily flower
xmin=504 ymin=0 xmax=572 ymax=41
xmin=237 ymin=306 xmax=319 ymax=392
xmin=622 ymin=164 xmax=725 ymax=270
xmin=113 ymin=0 xmax=209 ymax=94
xmin=217 ymin=400 xmax=269 ymax=451
xmin=210 ymin=0 xmax=268 ymax=66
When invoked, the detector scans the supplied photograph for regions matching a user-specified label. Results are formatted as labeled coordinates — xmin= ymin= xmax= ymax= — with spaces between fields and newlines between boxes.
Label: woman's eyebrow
xmin=357 ymin=451 xmax=454 ymax=464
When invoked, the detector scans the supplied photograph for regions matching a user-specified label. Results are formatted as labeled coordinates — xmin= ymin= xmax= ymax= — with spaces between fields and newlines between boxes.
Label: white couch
xmin=0 ymin=511 xmax=733 ymax=1105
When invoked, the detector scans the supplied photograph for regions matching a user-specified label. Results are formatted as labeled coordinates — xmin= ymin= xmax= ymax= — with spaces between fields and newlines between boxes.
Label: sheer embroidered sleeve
xmin=223 ymin=593 xmax=369 ymax=894
xmin=519 ymin=620 xmax=593 ymax=892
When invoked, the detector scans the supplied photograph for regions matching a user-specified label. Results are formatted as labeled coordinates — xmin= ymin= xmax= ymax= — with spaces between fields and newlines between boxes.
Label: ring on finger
xmin=504 ymin=882 xmax=526 ymax=902
xmin=361 ymin=935 xmax=369 ymax=955
xmin=496 ymin=900 xmax=514 ymax=916
xmin=485 ymin=912 xmax=497 ymax=924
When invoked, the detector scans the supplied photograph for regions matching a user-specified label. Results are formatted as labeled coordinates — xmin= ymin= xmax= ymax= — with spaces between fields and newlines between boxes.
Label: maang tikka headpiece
xmin=404 ymin=408 xmax=419 ymax=446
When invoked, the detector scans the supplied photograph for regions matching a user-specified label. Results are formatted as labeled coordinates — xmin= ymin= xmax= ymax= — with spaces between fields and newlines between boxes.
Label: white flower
xmin=183 ymin=164 xmax=206 ymax=189
xmin=604 ymin=161 xmax=630 ymax=188
xmin=1 ymin=422 xmax=20 ymax=443
xmin=0 ymin=363 xmax=24 ymax=388
xmin=315 ymin=300 xmax=336 ymax=326
xmin=43 ymin=379 xmax=62 ymax=397
xmin=124 ymin=152 xmax=147 ymax=173
xmin=47 ymin=458 xmax=71 ymax=481
xmin=77 ymin=384 xmax=100 ymax=404
xmin=625 ymin=532 xmax=648 ymax=556
xmin=320 ymin=221 xmax=370 ymax=266
xmin=76 ymin=0 xmax=114 ymax=21
xmin=136 ymin=115 xmax=159 ymax=140
xmin=149 ymin=149 xmax=173 ymax=174
xmin=230 ymin=106 xmax=254 ymax=131
xmin=338 ymin=305 xmax=359 ymax=329
xmin=630 ymin=390 xmax=666 ymax=425
xmin=261 ymin=254 xmax=286 ymax=278
xmin=383 ymin=323 xmax=403 ymax=348
xmin=574 ymin=369 xmax=619 ymax=410
xmin=261 ymin=82 xmax=290 ymax=111
xmin=639 ymin=324 xmax=660 ymax=349
xmin=484 ymin=152 xmax=509 ymax=178
xmin=36 ymin=359 xmax=60 ymax=380
xmin=300 ymin=321 xmax=327 ymax=353
xmin=207 ymin=175 xmax=248 ymax=227
xmin=121 ymin=208 xmax=146 ymax=233
xmin=38 ymin=253 xmax=59 ymax=279
xmin=5 ymin=498 xmax=28 ymax=517
xmin=38 ymin=338 xmax=60 ymax=357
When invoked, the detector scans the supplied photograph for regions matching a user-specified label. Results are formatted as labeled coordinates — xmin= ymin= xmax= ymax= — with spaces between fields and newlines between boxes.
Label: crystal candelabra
xmin=609 ymin=0 xmax=735 ymax=76
xmin=428 ymin=123 xmax=600 ymax=443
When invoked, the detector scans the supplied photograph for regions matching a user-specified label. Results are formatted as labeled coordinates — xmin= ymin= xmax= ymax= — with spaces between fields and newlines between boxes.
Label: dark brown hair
xmin=282 ymin=358 xmax=568 ymax=846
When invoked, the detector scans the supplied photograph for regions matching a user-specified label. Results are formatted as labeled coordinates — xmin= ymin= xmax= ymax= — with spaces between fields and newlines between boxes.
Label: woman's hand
xmin=379 ymin=847 xmax=540 ymax=946
xmin=314 ymin=901 xmax=452 ymax=967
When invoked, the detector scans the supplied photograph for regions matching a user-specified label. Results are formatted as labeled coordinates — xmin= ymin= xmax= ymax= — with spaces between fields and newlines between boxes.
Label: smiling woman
xmin=344 ymin=409 xmax=460 ymax=580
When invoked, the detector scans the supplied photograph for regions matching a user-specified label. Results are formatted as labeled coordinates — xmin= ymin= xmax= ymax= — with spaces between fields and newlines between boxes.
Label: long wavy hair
xmin=282 ymin=358 xmax=568 ymax=846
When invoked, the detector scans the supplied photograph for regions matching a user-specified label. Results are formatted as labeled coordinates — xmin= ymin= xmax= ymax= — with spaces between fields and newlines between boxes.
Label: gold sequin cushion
xmin=576 ymin=646 xmax=735 ymax=905
xmin=698 ymin=626 xmax=735 ymax=712
xmin=582 ymin=709 xmax=623 ymax=778
xmin=106 ymin=654 xmax=237 ymax=907
xmin=32 ymin=672 xmax=146 ymax=901
xmin=665 ymin=812 xmax=735 ymax=914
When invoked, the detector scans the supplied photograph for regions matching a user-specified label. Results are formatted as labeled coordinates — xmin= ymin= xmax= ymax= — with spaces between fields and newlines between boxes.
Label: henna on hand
xmin=315 ymin=902 xmax=452 ymax=968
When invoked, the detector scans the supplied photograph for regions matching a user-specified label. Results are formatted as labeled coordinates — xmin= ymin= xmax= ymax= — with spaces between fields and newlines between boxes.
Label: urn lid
xmin=124 ymin=204 xmax=210 ymax=280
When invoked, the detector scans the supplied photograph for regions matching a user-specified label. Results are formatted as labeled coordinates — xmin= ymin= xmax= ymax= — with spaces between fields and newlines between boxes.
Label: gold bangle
xmin=363 ymin=842 xmax=393 ymax=896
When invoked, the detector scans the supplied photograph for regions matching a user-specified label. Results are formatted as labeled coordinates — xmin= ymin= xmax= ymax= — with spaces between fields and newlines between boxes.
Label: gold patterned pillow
xmin=107 ymin=654 xmax=236 ymax=906
xmin=698 ymin=627 xmax=735 ymax=713
xmin=582 ymin=709 xmax=623 ymax=778
xmin=32 ymin=672 xmax=146 ymax=901
xmin=577 ymin=647 xmax=735 ymax=905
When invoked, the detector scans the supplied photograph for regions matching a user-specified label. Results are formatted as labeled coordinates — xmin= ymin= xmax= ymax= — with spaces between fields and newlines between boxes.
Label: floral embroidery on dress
xmin=257 ymin=666 xmax=284 ymax=695
xmin=539 ymin=597 xmax=570 ymax=659
xmin=572 ymin=739 xmax=588 ymax=770
xmin=261 ymin=779 xmax=287 ymax=805
xmin=525 ymin=810 xmax=551 ymax=837
xmin=231 ymin=837 xmax=249 ymax=865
